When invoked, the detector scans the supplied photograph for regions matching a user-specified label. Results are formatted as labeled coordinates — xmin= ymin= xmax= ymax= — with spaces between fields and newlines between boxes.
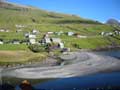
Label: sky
xmin=7 ymin=0 xmax=120 ymax=23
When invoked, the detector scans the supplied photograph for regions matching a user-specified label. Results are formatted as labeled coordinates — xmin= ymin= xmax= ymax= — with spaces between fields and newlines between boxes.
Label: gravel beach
xmin=1 ymin=52 xmax=120 ymax=79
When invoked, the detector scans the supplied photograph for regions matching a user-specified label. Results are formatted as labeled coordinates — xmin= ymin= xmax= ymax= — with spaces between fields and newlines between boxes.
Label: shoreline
xmin=1 ymin=51 xmax=120 ymax=79
xmin=0 ymin=46 xmax=120 ymax=68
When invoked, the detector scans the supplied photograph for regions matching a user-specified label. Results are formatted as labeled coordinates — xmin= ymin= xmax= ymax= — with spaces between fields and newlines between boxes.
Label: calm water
xmin=1 ymin=49 xmax=120 ymax=90
xmin=34 ymin=72 xmax=120 ymax=90
xmin=95 ymin=49 xmax=120 ymax=59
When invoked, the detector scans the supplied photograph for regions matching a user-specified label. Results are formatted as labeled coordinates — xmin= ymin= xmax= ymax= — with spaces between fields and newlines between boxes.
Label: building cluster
xmin=101 ymin=30 xmax=120 ymax=36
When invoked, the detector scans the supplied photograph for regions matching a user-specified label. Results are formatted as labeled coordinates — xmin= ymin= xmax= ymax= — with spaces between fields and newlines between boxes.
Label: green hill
xmin=0 ymin=1 xmax=120 ymax=50
xmin=0 ymin=1 xmax=120 ymax=65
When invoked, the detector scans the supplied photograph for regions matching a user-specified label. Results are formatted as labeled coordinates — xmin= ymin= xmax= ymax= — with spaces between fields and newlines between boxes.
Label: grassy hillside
xmin=0 ymin=2 xmax=120 ymax=50
xmin=0 ymin=2 xmax=120 ymax=65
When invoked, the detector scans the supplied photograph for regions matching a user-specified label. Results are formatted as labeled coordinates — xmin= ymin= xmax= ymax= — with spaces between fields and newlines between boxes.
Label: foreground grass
xmin=0 ymin=44 xmax=28 ymax=50
xmin=0 ymin=50 xmax=47 ymax=66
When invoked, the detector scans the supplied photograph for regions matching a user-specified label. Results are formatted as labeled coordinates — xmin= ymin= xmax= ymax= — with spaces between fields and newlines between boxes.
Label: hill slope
xmin=0 ymin=1 xmax=120 ymax=65
xmin=0 ymin=1 xmax=120 ymax=50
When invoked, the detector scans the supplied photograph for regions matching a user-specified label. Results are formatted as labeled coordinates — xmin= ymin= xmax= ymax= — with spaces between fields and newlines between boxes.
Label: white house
xmin=28 ymin=34 xmax=36 ymax=39
xmin=12 ymin=40 xmax=20 ymax=44
xmin=114 ymin=30 xmax=120 ymax=35
xmin=15 ymin=24 xmax=25 ymax=28
xmin=58 ymin=42 xmax=64 ymax=49
xmin=27 ymin=34 xmax=36 ymax=44
xmin=51 ymin=38 xmax=61 ymax=43
xmin=29 ymin=39 xmax=36 ymax=44
xmin=101 ymin=32 xmax=105 ymax=36
xmin=44 ymin=38 xmax=51 ymax=43
xmin=5 ymin=29 xmax=9 ymax=32
xmin=77 ymin=35 xmax=87 ymax=38
xmin=68 ymin=32 xmax=74 ymax=36
xmin=106 ymin=32 xmax=113 ymax=36
xmin=0 ymin=29 xmax=5 ymax=32
xmin=0 ymin=40 xmax=3 ymax=44
xmin=47 ymin=32 xmax=54 ymax=34
xmin=32 ymin=29 xmax=39 ymax=34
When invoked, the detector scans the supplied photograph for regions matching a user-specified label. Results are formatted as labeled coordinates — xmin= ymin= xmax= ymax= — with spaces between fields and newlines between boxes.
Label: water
xmin=95 ymin=49 xmax=120 ymax=59
xmin=34 ymin=72 xmax=120 ymax=90
xmin=1 ymin=49 xmax=120 ymax=90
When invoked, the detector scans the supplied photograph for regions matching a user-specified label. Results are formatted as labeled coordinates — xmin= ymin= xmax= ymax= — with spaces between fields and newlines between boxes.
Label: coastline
xmin=1 ymin=51 xmax=120 ymax=79
xmin=0 ymin=46 xmax=120 ymax=68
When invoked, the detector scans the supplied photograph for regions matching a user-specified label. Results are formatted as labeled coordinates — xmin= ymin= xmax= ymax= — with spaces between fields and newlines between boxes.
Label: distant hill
xmin=106 ymin=19 xmax=120 ymax=26
xmin=0 ymin=1 xmax=102 ymax=27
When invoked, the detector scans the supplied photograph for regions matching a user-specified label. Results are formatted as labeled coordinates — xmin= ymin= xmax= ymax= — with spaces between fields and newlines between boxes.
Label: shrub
xmin=73 ymin=43 xmax=81 ymax=49
xmin=28 ymin=44 xmax=45 ymax=52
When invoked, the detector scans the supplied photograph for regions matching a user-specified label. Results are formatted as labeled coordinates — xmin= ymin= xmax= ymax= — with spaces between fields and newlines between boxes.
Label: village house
xmin=44 ymin=34 xmax=49 ymax=38
xmin=44 ymin=38 xmax=51 ymax=44
xmin=28 ymin=34 xmax=36 ymax=39
xmin=76 ymin=35 xmax=87 ymax=38
xmin=29 ymin=39 xmax=36 ymax=44
xmin=114 ymin=30 xmax=120 ymax=35
xmin=16 ymin=29 xmax=22 ymax=33
xmin=28 ymin=34 xmax=36 ymax=44
xmin=0 ymin=29 xmax=10 ymax=32
xmin=32 ymin=29 xmax=39 ymax=34
xmin=0 ymin=39 xmax=3 ymax=44
xmin=51 ymin=38 xmax=61 ymax=43
xmin=68 ymin=32 xmax=74 ymax=36
xmin=58 ymin=42 xmax=64 ymax=49
xmin=47 ymin=31 xmax=54 ymax=34
xmin=106 ymin=32 xmax=113 ymax=36
xmin=24 ymin=32 xmax=30 ymax=38
xmin=15 ymin=24 xmax=25 ymax=28
xmin=101 ymin=32 xmax=105 ymax=36
xmin=12 ymin=40 xmax=20 ymax=44
xmin=101 ymin=32 xmax=114 ymax=36
xmin=55 ymin=31 xmax=63 ymax=36
xmin=0 ymin=29 xmax=5 ymax=32
xmin=5 ymin=29 xmax=9 ymax=32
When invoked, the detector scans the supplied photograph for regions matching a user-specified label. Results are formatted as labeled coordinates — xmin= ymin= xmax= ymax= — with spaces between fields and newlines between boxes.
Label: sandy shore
xmin=1 ymin=52 xmax=120 ymax=79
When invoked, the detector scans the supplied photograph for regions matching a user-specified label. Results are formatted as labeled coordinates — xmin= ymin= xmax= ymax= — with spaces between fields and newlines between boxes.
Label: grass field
xmin=0 ymin=50 xmax=47 ymax=65
xmin=0 ymin=44 xmax=28 ymax=50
